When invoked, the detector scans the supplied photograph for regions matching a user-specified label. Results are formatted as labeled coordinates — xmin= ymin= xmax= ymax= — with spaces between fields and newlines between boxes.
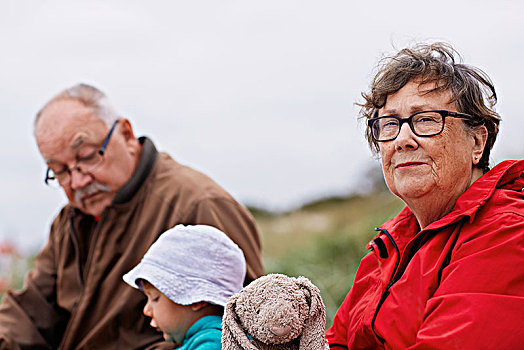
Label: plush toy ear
xmin=295 ymin=276 xmax=330 ymax=350
xmin=221 ymin=293 xmax=258 ymax=350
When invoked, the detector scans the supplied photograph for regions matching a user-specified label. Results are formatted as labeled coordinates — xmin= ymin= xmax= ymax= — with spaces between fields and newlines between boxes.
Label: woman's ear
xmin=471 ymin=125 xmax=488 ymax=165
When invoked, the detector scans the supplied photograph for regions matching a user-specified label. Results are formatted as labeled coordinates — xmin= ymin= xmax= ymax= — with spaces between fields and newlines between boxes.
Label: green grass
xmin=251 ymin=190 xmax=404 ymax=327
xmin=0 ymin=251 xmax=32 ymax=302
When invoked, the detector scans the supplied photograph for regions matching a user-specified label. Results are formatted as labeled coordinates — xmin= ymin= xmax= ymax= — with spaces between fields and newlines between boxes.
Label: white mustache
xmin=74 ymin=182 xmax=112 ymax=204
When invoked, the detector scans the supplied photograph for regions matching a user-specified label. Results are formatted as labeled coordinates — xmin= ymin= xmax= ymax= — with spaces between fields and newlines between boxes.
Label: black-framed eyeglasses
xmin=44 ymin=119 xmax=120 ymax=186
xmin=367 ymin=110 xmax=474 ymax=142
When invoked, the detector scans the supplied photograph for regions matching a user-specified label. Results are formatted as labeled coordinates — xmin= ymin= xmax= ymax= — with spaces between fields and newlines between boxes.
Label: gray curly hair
xmin=359 ymin=42 xmax=500 ymax=173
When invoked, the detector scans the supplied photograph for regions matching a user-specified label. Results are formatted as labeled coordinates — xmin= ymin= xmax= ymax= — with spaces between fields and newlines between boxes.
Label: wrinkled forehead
xmin=35 ymin=99 xmax=108 ymax=161
xmin=379 ymin=80 xmax=455 ymax=114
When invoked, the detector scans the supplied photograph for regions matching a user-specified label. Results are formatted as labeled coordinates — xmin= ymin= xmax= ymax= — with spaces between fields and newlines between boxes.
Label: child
xmin=123 ymin=224 xmax=246 ymax=349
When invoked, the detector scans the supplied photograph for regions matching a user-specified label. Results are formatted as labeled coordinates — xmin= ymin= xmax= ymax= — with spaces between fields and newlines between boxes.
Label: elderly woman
xmin=326 ymin=43 xmax=524 ymax=349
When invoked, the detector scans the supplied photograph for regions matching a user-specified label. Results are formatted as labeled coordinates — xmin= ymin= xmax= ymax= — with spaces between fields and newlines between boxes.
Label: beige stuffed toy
xmin=222 ymin=273 xmax=330 ymax=349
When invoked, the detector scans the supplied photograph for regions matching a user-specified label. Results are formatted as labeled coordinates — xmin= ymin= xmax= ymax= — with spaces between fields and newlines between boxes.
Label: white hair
xmin=35 ymin=83 xmax=119 ymax=129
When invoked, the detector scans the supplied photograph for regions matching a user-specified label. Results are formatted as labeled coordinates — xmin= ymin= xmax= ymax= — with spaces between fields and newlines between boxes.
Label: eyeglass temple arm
xmin=44 ymin=168 xmax=52 ymax=184
xmin=99 ymin=119 xmax=120 ymax=156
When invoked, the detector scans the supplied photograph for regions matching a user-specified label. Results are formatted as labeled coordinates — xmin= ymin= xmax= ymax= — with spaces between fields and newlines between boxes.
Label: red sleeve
xmin=325 ymin=291 xmax=351 ymax=348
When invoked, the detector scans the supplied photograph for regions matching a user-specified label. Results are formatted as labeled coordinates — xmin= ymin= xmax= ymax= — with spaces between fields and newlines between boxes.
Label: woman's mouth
xmin=396 ymin=162 xmax=425 ymax=169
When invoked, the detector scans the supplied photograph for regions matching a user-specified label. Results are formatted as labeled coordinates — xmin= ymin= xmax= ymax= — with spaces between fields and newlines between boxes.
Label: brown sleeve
xmin=0 ymin=223 xmax=69 ymax=349
xmin=180 ymin=197 xmax=264 ymax=285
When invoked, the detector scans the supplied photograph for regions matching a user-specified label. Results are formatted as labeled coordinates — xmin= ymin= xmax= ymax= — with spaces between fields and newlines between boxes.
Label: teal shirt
xmin=178 ymin=315 xmax=223 ymax=350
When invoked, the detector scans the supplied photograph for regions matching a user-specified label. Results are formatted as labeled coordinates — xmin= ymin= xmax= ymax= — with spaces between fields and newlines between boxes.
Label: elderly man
xmin=0 ymin=84 xmax=264 ymax=349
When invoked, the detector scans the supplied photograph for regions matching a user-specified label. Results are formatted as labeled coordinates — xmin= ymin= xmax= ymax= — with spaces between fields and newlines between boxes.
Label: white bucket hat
xmin=123 ymin=224 xmax=246 ymax=307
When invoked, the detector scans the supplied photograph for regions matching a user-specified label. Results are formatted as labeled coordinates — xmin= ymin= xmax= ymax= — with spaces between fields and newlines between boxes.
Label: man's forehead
xmin=36 ymin=100 xmax=107 ymax=162
xmin=42 ymin=132 xmax=92 ymax=164
xmin=38 ymin=99 xmax=92 ymax=124
xmin=71 ymin=132 xmax=89 ymax=148
xmin=37 ymin=100 xmax=105 ymax=134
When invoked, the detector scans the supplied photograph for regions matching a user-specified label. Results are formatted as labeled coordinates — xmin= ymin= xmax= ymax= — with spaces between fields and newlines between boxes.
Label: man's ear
xmin=118 ymin=118 xmax=137 ymax=142
xmin=117 ymin=118 xmax=140 ymax=157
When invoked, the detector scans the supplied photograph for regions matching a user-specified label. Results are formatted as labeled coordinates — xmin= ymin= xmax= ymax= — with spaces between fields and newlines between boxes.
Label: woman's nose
xmin=394 ymin=122 xmax=418 ymax=151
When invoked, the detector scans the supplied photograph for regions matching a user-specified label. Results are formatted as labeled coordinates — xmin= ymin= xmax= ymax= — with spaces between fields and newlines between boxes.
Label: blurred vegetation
xmin=0 ymin=169 xmax=405 ymax=330
xmin=251 ymin=187 xmax=404 ymax=328
xmin=0 ymin=241 xmax=32 ymax=302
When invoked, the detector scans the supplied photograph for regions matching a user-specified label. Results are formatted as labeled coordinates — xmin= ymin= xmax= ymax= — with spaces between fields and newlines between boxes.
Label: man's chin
xmin=72 ymin=196 xmax=112 ymax=217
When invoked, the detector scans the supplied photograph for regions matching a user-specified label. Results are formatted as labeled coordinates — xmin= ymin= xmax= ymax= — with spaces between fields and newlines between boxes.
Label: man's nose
xmin=70 ymin=168 xmax=92 ymax=189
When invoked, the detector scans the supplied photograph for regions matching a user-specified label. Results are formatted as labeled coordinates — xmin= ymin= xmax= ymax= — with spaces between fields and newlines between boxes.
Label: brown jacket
xmin=0 ymin=138 xmax=264 ymax=349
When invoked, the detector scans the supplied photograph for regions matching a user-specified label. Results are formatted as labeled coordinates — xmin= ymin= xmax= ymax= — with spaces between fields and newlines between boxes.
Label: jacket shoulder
xmin=475 ymin=159 xmax=524 ymax=221
xmin=152 ymin=153 xmax=233 ymax=200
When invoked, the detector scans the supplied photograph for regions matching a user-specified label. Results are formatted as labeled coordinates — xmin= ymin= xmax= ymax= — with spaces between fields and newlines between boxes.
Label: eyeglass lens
xmin=372 ymin=111 xmax=445 ymax=141
xmin=48 ymin=151 xmax=104 ymax=185
xmin=45 ymin=119 xmax=120 ymax=186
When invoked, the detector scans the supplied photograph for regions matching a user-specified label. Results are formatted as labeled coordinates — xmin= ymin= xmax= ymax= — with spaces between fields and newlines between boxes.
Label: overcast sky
xmin=1 ymin=0 xmax=523 ymax=251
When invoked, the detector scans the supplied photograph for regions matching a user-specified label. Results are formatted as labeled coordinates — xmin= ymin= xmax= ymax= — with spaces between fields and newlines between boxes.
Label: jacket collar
xmin=443 ymin=159 xmax=524 ymax=224
xmin=112 ymin=136 xmax=158 ymax=204
xmin=381 ymin=159 xmax=524 ymax=239
xmin=182 ymin=315 xmax=222 ymax=345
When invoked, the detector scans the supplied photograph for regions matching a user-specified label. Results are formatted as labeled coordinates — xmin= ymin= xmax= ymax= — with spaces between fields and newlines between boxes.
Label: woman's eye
xmin=414 ymin=113 xmax=440 ymax=124
xmin=380 ymin=119 xmax=398 ymax=130
xmin=384 ymin=121 xmax=397 ymax=127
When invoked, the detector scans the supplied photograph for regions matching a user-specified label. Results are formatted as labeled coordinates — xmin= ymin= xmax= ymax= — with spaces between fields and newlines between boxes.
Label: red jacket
xmin=326 ymin=159 xmax=524 ymax=349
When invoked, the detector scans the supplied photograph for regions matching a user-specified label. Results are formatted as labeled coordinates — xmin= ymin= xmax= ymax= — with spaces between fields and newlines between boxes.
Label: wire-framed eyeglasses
xmin=367 ymin=110 xmax=474 ymax=142
xmin=44 ymin=119 xmax=120 ymax=186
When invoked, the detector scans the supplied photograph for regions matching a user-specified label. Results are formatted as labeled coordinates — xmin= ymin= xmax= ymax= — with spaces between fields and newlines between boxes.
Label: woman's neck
xmin=408 ymin=167 xmax=484 ymax=229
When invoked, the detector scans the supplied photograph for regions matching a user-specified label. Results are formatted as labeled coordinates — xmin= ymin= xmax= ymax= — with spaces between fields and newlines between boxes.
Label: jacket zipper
xmin=59 ymin=212 xmax=105 ymax=350
xmin=370 ymin=228 xmax=401 ymax=344
xmin=69 ymin=216 xmax=85 ymax=287
xmin=370 ymin=220 xmax=466 ymax=344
